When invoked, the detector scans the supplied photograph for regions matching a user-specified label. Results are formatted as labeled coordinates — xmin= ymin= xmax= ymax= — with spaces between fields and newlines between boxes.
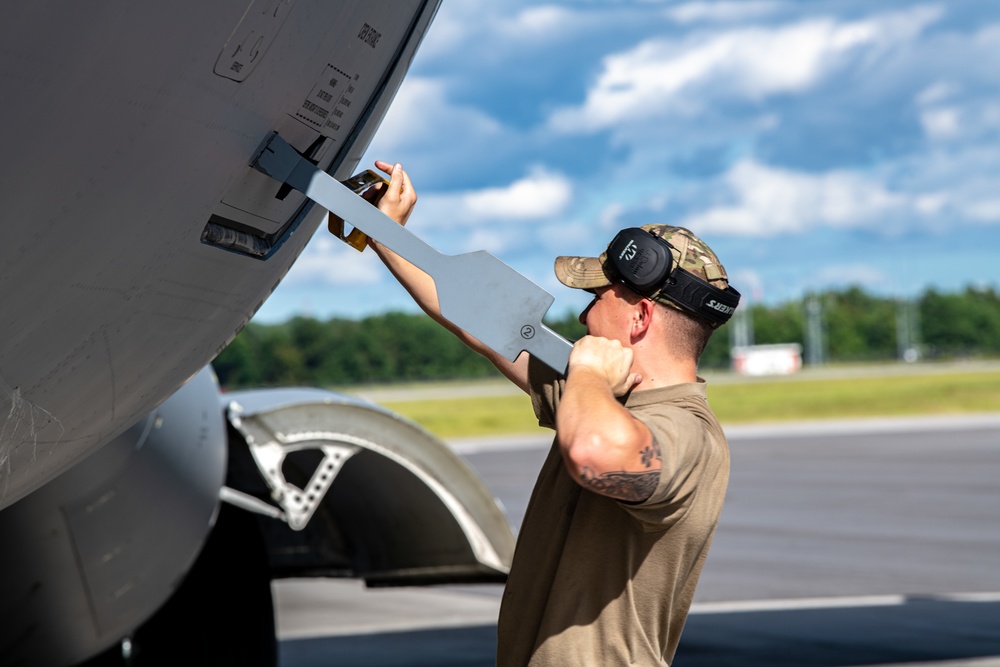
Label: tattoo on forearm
xmin=579 ymin=467 xmax=659 ymax=502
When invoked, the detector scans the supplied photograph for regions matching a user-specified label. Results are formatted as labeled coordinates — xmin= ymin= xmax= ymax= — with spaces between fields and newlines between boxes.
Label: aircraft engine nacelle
xmin=0 ymin=370 xmax=514 ymax=666
xmin=0 ymin=367 xmax=226 ymax=666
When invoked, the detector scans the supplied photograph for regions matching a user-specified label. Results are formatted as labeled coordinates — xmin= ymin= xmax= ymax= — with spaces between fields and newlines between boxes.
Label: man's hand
xmin=558 ymin=336 xmax=657 ymax=501
xmin=371 ymin=160 xmax=416 ymax=227
xmin=568 ymin=335 xmax=642 ymax=396
xmin=327 ymin=160 xmax=416 ymax=237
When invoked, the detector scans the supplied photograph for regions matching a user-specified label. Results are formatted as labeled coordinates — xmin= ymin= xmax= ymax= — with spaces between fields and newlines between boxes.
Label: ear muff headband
xmin=606 ymin=228 xmax=741 ymax=326
xmin=662 ymin=267 xmax=741 ymax=325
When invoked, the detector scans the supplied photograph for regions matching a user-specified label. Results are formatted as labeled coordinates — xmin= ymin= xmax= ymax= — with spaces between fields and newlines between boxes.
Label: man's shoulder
xmin=628 ymin=382 xmax=726 ymax=448
xmin=625 ymin=380 xmax=709 ymax=414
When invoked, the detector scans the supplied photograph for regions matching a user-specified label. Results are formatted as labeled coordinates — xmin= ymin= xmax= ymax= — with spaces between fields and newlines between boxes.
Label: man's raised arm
xmin=330 ymin=160 xmax=530 ymax=392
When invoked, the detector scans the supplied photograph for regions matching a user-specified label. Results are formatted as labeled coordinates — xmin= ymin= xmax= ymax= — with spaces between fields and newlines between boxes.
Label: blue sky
xmin=256 ymin=0 xmax=1000 ymax=323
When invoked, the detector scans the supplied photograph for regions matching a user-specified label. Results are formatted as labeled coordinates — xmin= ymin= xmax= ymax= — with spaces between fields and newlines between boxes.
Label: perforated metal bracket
xmin=248 ymin=439 xmax=360 ymax=530
xmin=227 ymin=400 xmax=361 ymax=531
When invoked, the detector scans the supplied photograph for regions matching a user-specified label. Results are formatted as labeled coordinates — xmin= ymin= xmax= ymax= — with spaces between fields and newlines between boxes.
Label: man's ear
xmin=632 ymin=298 xmax=655 ymax=339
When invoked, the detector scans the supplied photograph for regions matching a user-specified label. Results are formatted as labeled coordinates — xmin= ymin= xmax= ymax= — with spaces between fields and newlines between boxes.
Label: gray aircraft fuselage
xmin=0 ymin=4 xmax=519 ymax=665
xmin=0 ymin=1 xmax=435 ymax=509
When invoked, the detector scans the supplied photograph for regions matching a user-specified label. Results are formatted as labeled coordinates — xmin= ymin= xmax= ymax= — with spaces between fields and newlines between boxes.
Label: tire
xmin=82 ymin=503 xmax=276 ymax=666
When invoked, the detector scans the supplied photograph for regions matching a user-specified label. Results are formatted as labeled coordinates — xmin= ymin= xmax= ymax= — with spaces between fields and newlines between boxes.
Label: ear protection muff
xmin=606 ymin=227 xmax=675 ymax=294
xmin=605 ymin=228 xmax=741 ymax=326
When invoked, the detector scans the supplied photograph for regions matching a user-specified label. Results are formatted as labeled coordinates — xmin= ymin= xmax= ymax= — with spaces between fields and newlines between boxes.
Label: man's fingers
xmin=386 ymin=163 xmax=404 ymax=200
xmin=568 ymin=336 xmax=639 ymax=395
xmin=399 ymin=167 xmax=416 ymax=203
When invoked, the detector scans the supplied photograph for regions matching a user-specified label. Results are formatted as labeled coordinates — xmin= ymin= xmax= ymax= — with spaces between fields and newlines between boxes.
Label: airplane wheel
xmin=82 ymin=503 xmax=276 ymax=666
xmin=133 ymin=503 xmax=276 ymax=666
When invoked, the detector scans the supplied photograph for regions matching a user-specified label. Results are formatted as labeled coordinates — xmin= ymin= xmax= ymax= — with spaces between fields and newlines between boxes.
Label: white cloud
xmin=282 ymin=235 xmax=383 ymax=286
xmin=963 ymin=198 xmax=1000 ymax=222
xmin=462 ymin=229 xmax=510 ymax=255
xmin=665 ymin=1 xmax=785 ymax=25
xmin=894 ymin=143 xmax=1000 ymax=227
xmin=813 ymin=264 xmax=891 ymax=289
xmin=914 ymin=192 xmax=948 ymax=215
xmin=597 ymin=202 xmax=627 ymax=231
xmin=462 ymin=166 xmax=573 ymax=220
xmin=549 ymin=7 xmax=944 ymax=133
xmin=682 ymin=160 xmax=905 ymax=236
xmin=920 ymin=107 xmax=961 ymax=138
xmin=414 ymin=167 xmax=573 ymax=234
xmin=500 ymin=6 xmax=579 ymax=38
xmin=973 ymin=22 xmax=1000 ymax=48
xmin=916 ymin=81 xmax=958 ymax=106
xmin=410 ymin=1 xmax=606 ymax=64
xmin=365 ymin=77 xmax=502 ymax=153
xmin=408 ymin=1 xmax=505 ymax=60
xmin=391 ymin=166 xmax=575 ymax=257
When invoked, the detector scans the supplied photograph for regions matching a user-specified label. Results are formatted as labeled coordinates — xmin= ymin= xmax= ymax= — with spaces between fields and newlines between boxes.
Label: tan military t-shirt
xmin=496 ymin=359 xmax=729 ymax=666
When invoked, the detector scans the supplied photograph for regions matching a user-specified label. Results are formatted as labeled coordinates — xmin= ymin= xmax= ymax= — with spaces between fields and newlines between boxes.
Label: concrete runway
xmin=276 ymin=414 xmax=1000 ymax=666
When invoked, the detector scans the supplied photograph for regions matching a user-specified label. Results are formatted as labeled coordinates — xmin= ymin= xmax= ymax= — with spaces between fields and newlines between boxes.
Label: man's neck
xmin=631 ymin=356 xmax=698 ymax=390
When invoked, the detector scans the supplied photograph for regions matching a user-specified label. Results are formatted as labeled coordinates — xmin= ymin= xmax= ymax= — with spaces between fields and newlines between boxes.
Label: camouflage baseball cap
xmin=554 ymin=224 xmax=731 ymax=319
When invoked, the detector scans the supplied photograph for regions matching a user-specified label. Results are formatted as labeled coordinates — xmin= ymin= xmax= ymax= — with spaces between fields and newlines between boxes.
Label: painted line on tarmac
xmin=274 ymin=578 xmax=501 ymax=640
xmin=276 ymin=585 xmax=1000 ymax=641
xmin=448 ymin=413 xmax=1000 ymax=454
xmin=448 ymin=433 xmax=551 ymax=455
xmin=690 ymin=591 xmax=1000 ymax=615
xmin=722 ymin=412 xmax=1000 ymax=440
xmin=877 ymin=660 xmax=1000 ymax=667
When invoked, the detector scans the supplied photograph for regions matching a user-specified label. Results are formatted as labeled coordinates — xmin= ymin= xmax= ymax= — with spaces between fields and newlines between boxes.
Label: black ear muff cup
xmin=606 ymin=228 xmax=675 ymax=295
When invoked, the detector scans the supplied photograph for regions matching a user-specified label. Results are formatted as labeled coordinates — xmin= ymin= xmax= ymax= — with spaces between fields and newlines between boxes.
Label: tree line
xmin=213 ymin=285 xmax=1000 ymax=389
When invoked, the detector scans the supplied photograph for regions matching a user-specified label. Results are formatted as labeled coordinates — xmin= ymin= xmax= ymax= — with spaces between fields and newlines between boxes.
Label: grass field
xmin=359 ymin=363 xmax=1000 ymax=440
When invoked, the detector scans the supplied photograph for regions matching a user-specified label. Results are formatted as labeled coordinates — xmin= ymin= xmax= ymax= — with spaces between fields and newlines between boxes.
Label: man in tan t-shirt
xmin=339 ymin=160 xmax=740 ymax=666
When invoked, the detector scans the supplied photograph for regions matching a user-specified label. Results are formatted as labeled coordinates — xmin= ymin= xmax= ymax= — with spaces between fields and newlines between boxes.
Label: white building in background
xmin=732 ymin=343 xmax=803 ymax=376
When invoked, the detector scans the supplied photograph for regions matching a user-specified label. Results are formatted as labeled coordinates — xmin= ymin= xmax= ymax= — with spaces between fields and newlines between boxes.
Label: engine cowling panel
xmin=224 ymin=388 xmax=515 ymax=586
xmin=0 ymin=367 xmax=226 ymax=666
